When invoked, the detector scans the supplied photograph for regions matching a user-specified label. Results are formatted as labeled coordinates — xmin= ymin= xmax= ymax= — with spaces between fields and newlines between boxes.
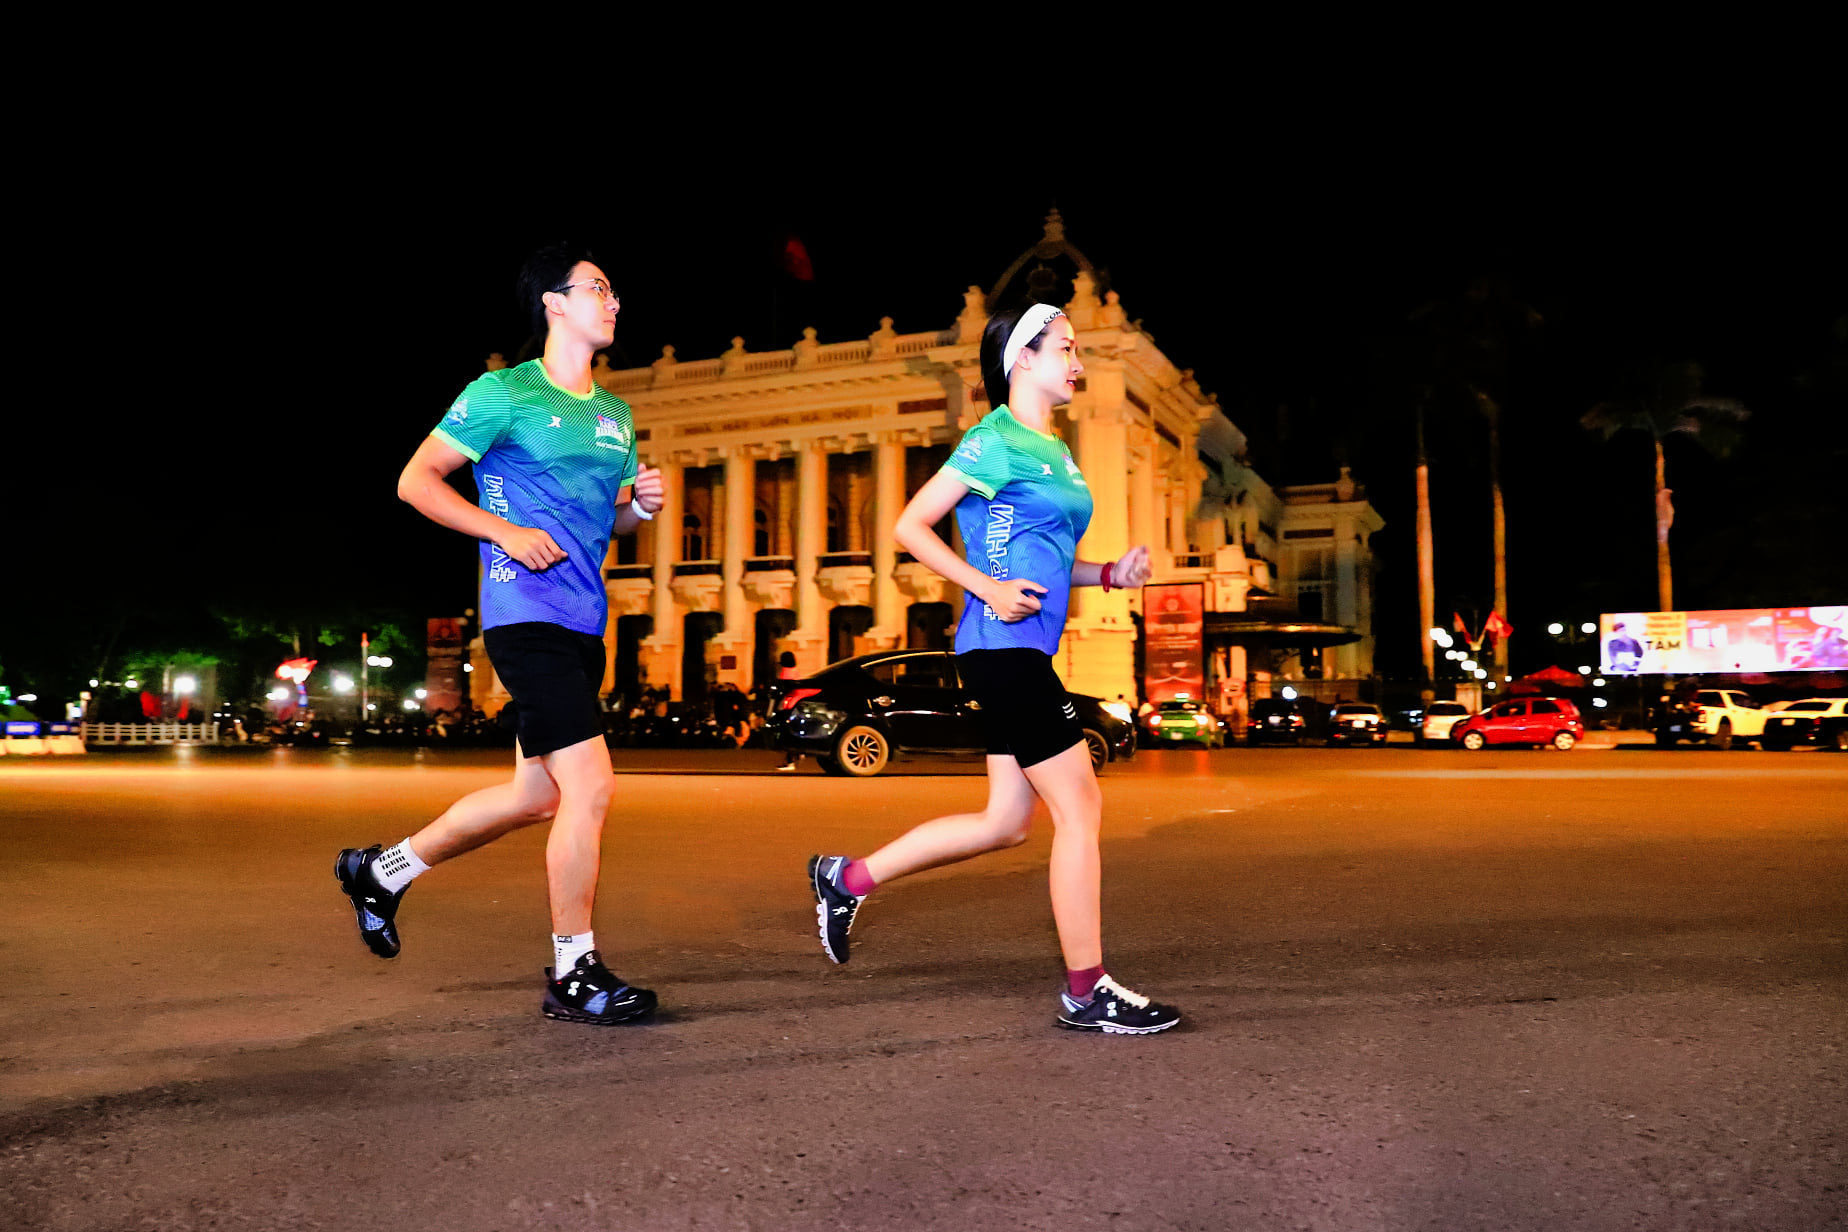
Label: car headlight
xmin=1102 ymin=701 xmax=1132 ymax=723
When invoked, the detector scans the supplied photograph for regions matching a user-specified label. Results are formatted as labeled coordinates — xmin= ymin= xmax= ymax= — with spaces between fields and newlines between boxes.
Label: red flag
xmin=1485 ymin=611 xmax=1513 ymax=638
xmin=1453 ymin=612 xmax=1470 ymax=635
xmin=781 ymin=235 xmax=815 ymax=281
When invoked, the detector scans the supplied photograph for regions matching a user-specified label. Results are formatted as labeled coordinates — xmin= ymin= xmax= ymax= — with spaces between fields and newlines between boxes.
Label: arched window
xmin=682 ymin=514 xmax=704 ymax=561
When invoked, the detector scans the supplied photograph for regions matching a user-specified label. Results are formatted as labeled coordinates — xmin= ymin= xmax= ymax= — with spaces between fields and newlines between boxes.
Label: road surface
xmin=2 ymin=745 xmax=1843 ymax=1229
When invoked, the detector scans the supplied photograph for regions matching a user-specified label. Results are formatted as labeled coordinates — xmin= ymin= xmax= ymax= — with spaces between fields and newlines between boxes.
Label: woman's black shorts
xmin=956 ymin=648 xmax=1086 ymax=770
xmin=482 ymin=621 xmax=607 ymax=758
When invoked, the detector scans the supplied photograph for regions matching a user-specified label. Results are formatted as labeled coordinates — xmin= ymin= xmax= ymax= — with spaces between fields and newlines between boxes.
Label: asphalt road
xmin=2 ymin=745 xmax=1843 ymax=1231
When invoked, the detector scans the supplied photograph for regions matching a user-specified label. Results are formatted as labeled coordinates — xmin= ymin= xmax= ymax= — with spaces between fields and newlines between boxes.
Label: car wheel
xmin=1082 ymin=728 xmax=1109 ymax=773
xmin=1551 ymin=730 xmax=1577 ymax=751
xmin=833 ymin=726 xmax=890 ymax=777
xmin=1461 ymin=730 xmax=1487 ymax=751
xmin=1714 ymin=720 xmax=1733 ymax=751
xmin=1762 ymin=739 xmax=1790 ymax=752
xmin=1831 ymin=727 xmax=1848 ymax=752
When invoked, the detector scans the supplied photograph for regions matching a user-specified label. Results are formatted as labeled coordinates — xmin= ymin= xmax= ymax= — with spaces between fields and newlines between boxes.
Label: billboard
xmin=1600 ymin=607 xmax=1848 ymax=675
xmin=1143 ymin=583 xmax=1205 ymax=704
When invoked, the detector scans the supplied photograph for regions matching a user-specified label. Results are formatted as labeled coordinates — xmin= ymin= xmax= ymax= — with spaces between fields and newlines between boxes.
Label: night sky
xmin=11 ymin=108 xmax=1842 ymax=701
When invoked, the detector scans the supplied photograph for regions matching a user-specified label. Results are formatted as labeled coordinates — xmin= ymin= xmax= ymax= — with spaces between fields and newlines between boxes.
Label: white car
xmin=1762 ymin=698 xmax=1848 ymax=751
xmin=1658 ymin=688 xmax=1770 ymax=750
xmin=1419 ymin=701 xmax=1473 ymax=745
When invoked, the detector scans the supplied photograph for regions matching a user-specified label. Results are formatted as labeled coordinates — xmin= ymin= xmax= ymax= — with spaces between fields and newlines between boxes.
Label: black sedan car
xmin=765 ymin=650 xmax=1136 ymax=776
xmin=1246 ymin=697 xmax=1307 ymax=745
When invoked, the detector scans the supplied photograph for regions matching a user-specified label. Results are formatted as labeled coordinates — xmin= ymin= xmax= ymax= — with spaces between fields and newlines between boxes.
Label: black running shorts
xmin=956 ymin=648 xmax=1086 ymax=770
xmin=482 ymin=621 xmax=607 ymax=758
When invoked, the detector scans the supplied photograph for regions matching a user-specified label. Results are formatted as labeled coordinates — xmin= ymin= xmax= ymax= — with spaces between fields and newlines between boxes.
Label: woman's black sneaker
xmin=335 ymin=846 xmax=405 ymax=959
xmin=542 ymin=952 xmax=657 ymax=1025
xmin=808 ymin=855 xmax=864 ymax=964
xmin=1056 ymin=975 xmax=1180 ymax=1034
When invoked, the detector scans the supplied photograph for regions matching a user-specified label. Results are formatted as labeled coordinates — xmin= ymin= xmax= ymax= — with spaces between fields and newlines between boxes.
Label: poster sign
xmin=1143 ymin=583 xmax=1205 ymax=704
xmin=1601 ymin=606 xmax=1848 ymax=675
xmin=426 ymin=618 xmax=467 ymax=714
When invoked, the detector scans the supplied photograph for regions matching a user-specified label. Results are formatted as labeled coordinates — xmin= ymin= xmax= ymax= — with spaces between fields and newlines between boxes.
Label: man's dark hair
xmin=516 ymin=243 xmax=598 ymax=337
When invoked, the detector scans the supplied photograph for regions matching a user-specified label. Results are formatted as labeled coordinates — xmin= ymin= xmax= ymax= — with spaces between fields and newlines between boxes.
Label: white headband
xmin=1001 ymin=304 xmax=1066 ymax=380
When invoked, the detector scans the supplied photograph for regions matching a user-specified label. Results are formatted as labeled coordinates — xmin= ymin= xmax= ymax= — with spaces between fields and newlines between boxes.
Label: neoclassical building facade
xmin=470 ymin=215 xmax=1382 ymax=715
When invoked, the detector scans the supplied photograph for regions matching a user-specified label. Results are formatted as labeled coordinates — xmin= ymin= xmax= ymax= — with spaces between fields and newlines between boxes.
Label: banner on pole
xmin=425 ymin=618 xmax=468 ymax=714
xmin=1143 ymin=583 xmax=1205 ymax=704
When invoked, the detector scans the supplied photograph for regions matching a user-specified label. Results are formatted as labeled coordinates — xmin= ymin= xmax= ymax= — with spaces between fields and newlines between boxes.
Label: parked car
xmin=1144 ymin=699 xmax=1226 ymax=749
xmin=1453 ymin=696 xmax=1585 ymax=750
xmin=1656 ymin=688 xmax=1769 ymax=750
xmin=1761 ymin=697 xmax=1848 ymax=751
xmin=766 ymin=649 xmax=1135 ymax=776
xmin=1246 ymin=698 xmax=1306 ymax=745
xmin=1418 ymin=700 xmax=1473 ymax=745
xmin=1326 ymin=703 xmax=1387 ymax=746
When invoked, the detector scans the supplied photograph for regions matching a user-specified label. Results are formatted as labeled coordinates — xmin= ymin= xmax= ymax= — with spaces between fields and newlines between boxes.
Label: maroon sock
xmin=840 ymin=859 xmax=877 ymax=897
xmin=1066 ymin=965 xmax=1106 ymax=1001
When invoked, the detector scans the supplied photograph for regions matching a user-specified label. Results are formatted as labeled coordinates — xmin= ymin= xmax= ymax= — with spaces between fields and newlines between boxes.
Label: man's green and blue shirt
xmin=431 ymin=360 xmax=639 ymax=636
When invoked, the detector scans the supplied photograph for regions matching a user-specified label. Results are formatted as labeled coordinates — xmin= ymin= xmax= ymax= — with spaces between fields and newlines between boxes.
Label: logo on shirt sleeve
xmin=954 ymin=437 xmax=984 ymax=464
xmin=445 ymin=397 xmax=469 ymax=425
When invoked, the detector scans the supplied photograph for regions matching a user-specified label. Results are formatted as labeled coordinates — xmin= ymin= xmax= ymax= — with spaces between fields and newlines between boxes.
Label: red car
xmin=1453 ymin=696 xmax=1585 ymax=750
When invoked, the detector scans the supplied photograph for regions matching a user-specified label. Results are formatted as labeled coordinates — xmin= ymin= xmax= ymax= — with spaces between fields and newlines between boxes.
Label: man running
xmin=337 ymin=243 xmax=664 ymax=1025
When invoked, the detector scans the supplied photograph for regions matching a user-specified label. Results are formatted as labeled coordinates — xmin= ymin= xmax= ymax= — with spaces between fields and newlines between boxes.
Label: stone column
xmin=1064 ymin=356 xmax=1136 ymax=702
xmin=793 ymin=440 xmax=828 ymax=671
xmin=642 ymin=460 xmax=682 ymax=698
xmin=1334 ymin=520 xmax=1359 ymax=679
xmin=713 ymin=448 xmax=755 ymax=687
xmin=868 ymin=431 xmax=905 ymax=650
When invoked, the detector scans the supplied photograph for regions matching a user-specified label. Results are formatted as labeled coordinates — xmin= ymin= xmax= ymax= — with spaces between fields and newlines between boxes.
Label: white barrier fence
xmin=81 ymin=722 xmax=221 ymax=745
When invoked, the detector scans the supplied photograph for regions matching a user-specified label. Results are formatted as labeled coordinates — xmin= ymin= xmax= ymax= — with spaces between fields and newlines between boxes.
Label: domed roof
xmin=987 ymin=208 xmax=1099 ymax=311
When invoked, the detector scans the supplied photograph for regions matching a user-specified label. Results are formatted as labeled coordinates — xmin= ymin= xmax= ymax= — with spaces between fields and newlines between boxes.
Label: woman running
xmin=807 ymin=302 xmax=1180 ymax=1034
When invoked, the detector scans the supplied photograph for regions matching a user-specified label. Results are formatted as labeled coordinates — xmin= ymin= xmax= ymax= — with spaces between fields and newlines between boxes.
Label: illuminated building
xmin=470 ymin=213 xmax=1380 ymax=717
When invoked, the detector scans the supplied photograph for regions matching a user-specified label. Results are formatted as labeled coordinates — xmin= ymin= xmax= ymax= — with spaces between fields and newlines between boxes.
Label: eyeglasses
xmin=555 ymin=278 xmax=618 ymax=304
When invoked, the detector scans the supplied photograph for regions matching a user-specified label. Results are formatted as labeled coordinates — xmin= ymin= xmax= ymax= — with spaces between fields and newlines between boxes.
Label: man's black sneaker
xmin=808 ymin=854 xmax=864 ymax=964
xmin=541 ymin=951 xmax=657 ymax=1025
xmin=335 ymin=846 xmax=405 ymax=959
xmin=1056 ymin=975 xmax=1180 ymax=1034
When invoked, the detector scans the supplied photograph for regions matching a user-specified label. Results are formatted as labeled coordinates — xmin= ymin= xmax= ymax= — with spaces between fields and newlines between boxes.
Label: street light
xmin=333 ymin=675 xmax=355 ymax=694
xmin=174 ymin=676 xmax=196 ymax=695
xmin=1430 ymin=628 xmax=1454 ymax=649
xmin=124 ymin=678 xmax=140 ymax=690
xmin=414 ymin=688 xmax=428 ymax=699
xmin=1547 ymin=622 xmax=1565 ymax=636
xmin=1580 ymin=622 xmax=1596 ymax=634
xmin=1461 ymin=659 xmax=1479 ymax=673
xmin=1578 ymin=666 xmax=1592 ymax=675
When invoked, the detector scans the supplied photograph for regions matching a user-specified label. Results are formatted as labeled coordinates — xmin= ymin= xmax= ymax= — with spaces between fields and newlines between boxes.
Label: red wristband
xmin=1101 ymin=561 xmax=1115 ymax=592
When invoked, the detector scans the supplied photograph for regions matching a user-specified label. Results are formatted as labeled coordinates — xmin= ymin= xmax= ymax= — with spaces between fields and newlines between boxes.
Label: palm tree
xmin=1409 ymin=278 xmax=1540 ymax=679
xmin=1581 ymin=361 xmax=1748 ymax=612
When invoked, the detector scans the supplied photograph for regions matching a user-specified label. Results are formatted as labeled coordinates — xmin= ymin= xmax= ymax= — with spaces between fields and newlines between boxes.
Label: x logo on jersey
xmin=547 ymin=416 xmax=562 ymax=428
xmin=1040 ymin=464 xmax=1054 ymax=475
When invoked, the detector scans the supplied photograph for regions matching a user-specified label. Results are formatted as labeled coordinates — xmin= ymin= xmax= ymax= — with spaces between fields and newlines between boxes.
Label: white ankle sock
xmin=554 ymin=931 xmax=596 ymax=975
xmin=371 ymin=839 xmax=429 ymax=894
